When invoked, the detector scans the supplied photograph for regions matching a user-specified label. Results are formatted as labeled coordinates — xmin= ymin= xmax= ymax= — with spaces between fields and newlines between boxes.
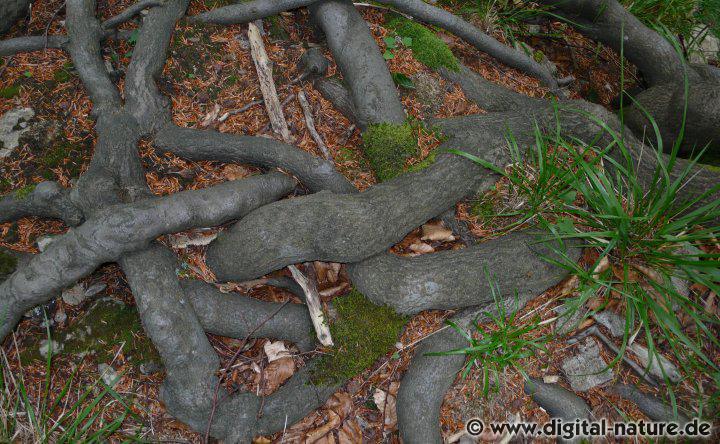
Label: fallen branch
xmin=248 ymin=19 xmax=292 ymax=143
xmin=288 ymin=264 xmax=334 ymax=346
xmin=297 ymin=90 xmax=332 ymax=160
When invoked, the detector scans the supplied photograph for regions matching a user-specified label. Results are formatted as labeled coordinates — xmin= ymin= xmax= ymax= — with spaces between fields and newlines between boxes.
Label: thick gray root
xmin=192 ymin=0 xmax=317 ymax=25
xmin=376 ymin=0 xmax=559 ymax=89
xmin=310 ymin=0 xmax=406 ymax=126
xmin=313 ymin=77 xmax=366 ymax=129
xmin=537 ymin=0 xmax=690 ymax=87
xmin=608 ymin=384 xmax=690 ymax=424
xmin=0 ymin=173 xmax=294 ymax=341
xmin=182 ymin=280 xmax=317 ymax=352
xmin=0 ymin=0 xmax=30 ymax=35
xmin=622 ymin=82 xmax=720 ymax=158
xmin=204 ymin=111 xmax=535 ymax=282
xmin=348 ymin=231 xmax=581 ymax=315
xmin=524 ymin=378 xmax=591 ymax=421
xmin=0 ymin=182 xmax=84 ymax=226
xmin=123 ymin=247 xmax=338 ymax=442
xmin=154 ymin=125 xmax=356 ymax=194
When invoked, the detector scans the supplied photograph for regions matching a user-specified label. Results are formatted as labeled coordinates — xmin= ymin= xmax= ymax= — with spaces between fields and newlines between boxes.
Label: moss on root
xmin=0 ymin=250 xmax=18 ymax=281
xmin=312 ymin=289 xmax=407 ymax=384
xmin=362 ymin=122 xmax=418 ymax=181
xmin=13 ymin=184 xmax=36 ymax=200
xmin=386 ymin=16 xmax=459 ymax=72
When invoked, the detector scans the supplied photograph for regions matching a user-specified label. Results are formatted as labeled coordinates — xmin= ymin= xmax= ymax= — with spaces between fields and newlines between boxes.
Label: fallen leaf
xmin=221 ymin=164 xmax=250 ymax=181
xmin=263 ymin=340 xmax=291 ymax=362
xmin=421 ymin=221 xmax=455 ymax=242
xmin=168 ymin=231 xmax=217 ymax=249
xmin=305 ymin=410 xmax=341 ymax=443
xmin=409 ymin=241 xmax=434 ymax=254
xmin=260 ymin=356 xmax=295 ymax=394
xmin=200 ymin=103 xmax=221 ymax=127
xmin=325 ymin=392 xmax=353 ymax=422
xmin=337 ymin=418 xmax=363 ymax=443
xmin=319 ymin=282 xmax=348 ymax=298
xmin=373 ymin=385 xmax=398 ymax=429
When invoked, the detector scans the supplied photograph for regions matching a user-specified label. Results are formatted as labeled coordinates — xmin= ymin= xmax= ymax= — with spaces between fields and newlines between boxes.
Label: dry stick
xmin=247 ymin=20 xmax=292 ymax=143
xmin=203 ymin=300 xmax=291 ymax=443
xmin=297 ymin=90 xmax=332 ymax=160
xmin=288 ymin=264 xmax=334 ymax=346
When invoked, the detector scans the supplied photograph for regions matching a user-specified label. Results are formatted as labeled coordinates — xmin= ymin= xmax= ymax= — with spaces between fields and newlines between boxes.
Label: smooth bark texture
xmin=0 ymin=182 xmax=83 ymax=226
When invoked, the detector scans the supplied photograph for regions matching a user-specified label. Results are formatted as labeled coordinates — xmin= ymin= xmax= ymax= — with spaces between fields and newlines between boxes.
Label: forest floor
xmin=1 ymin=0 xmax=717 ymax=442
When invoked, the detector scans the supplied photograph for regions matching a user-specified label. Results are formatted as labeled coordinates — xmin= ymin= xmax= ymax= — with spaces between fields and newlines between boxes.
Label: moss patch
xmin=386 ymin=16 xmax=459 ymax=71
xmin=22 ymin=299 xmax=160 ymax=366
xmin=362 ymin=122 xmax=418 ymax=181
xmin=0 ymin=84 xmax=21 ymax=99
xmin=0 ymin=250 xmax=18 ymax=281
xmin=267 ymin=15 xmax=290 ymax=40
xmin=313 ymin=289 xmax=407 ymax=384
xmin=13 ymin=184 xmax=36 ymax=200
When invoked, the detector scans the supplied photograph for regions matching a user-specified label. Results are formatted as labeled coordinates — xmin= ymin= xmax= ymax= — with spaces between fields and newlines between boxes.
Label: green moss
xmin=362 ymin=122 xmax=418 ymax=181
xmin=0 ymin=250 xmax=18 ymax=280
xmin=0 ymin=84 xmax=20 ymax=99
xmin=267 ymin=15 xmax=290 ymax=40
xmin=13 ymin=184 xmax=36 ymax=200
xmin=313 ymin=289 xmax=407 ymax=384
xmin=471 ymin=193 xmax=496 ymax=220
xmin=60 ymin=299 xmax=159 ymax=364
xmin=386 ymin=16 xmax=459 ymax=71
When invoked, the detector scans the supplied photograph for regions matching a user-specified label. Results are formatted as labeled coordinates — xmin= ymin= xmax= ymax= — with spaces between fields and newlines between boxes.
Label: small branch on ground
xmin=288 ymin=264 xmax=334 ymax=346
xmin=297 ymin=90 xmax=332 ymax=160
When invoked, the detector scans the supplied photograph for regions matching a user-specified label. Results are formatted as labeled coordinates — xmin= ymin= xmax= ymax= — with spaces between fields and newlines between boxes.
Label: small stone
xmin=139 ymin=360 xmax=163 ymax=375
xmin=543 ymin=375 xmax=560 ymax=384
xmin=39 ymin=339 xmax=63 ymax=358
xmin=554 ymin=302 xmax=588 ymax=335
xmin=592 ymin=310 xmax=626 ymax=337
xmin=628 ymin=343 xmax=681 ymax=383
xmin=54 ymin=309 xmax=67 ymax=324
xmin=84 ymin=282 xmax=107 ymax=298
xmin=0 ymin=108 xmax=35 ymax=157
xmin=561 ymin=337 xmax=613 ymax=391
xmin=62 ymin=283 xmax=87 ymax=306
xmin=36 ymin=235 xmax=58 ymax=252
xmin=98 ymin=363 xmax=120 ymax=386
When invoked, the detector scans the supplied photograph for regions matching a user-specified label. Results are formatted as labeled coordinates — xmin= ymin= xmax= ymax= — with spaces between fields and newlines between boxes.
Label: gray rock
xmin=36 ymin=235 xmax=58 ymax=252
xmin=39 ymin=339 xmax=63 ymax=358
xmin=97 ymin=363 xmax=120 ymax=386
xmin=561 ymin=337 xmax=613 ymax=391
xmin=554 ymin=302 xmax=587 ymax=335
xmin=0 ymin=107 xmax=34 ymax=157
xmin=139 ymin=360 xmax=163 ymax=375
xmin=592 ymin=310 xmax=626 ymax=337
xmin=628 ymin=343 xmax=682 ymax=383
xmin=61 ymin=284 xmax=87 ymax=306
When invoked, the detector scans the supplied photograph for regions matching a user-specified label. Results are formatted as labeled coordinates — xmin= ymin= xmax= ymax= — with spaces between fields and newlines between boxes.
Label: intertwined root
xmin=1 ymin=0 xmax=719 ymax=441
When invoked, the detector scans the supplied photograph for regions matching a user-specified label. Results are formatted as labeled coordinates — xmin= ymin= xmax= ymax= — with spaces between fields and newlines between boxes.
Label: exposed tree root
xmin=2 ymin=0 xmax=719 ymax=441
xmin=349 ymin=232 xmax=581 ymax=315
xmin=0 ymin=181 xmax=83 ymax=226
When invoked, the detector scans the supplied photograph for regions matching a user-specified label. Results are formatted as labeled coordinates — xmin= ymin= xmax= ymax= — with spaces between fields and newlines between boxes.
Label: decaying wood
xmin=288 ymin=264 xmax=334 ymax=347
xmin=247 ymin=19 xmax=292 ymax=143
xmin=297 ymin=90 xmax=332 ymax=160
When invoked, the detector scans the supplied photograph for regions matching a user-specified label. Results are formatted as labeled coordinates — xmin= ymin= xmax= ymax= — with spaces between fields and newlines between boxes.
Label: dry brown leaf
xmin=337 ymin=419 xmax=363 ymax=444
xmin=252 ymin=437 xmax=271 ymax=444
xmin=409 ymin=241 xmax=434 ymax=254
xmin=319 ymin=282 xmax=349 ymax=298
xmin=421 ymin=221 xmax=455 ymax=242
xmin=373 ymin=385 xmax=398 ymax=430
xmin=200 ymin=103 xmax=221 ymax=127
xmin=305 ymin=410 xmax=341 ymax=443
xmin=263 ymin=340 xmax=291 ymax=362
xmin=260 ymin=356 xmax=295 ymax=394
xmin=221 ymin=164 xmax=250 ymax=180
xmin=325 ymin=392 xmax=354 ymax=422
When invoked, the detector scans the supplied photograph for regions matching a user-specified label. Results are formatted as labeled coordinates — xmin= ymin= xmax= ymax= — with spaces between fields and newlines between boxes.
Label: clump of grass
xmin=362 ymin=122 xmax=418 ymax=181
xmin=386 ymin=16 xmax=460 ymax=71
xmin=313 ymin=289 xmax=407 ymax=384
xmin=428 ymin=272 xmax=548 ymax=397
xmin=0 ymin=327 xmax=138 ymax=442
xmin=13 ymin=184 xmax=36 ymax=200
xmin=621 ymin=0 xmax=699 ymax=38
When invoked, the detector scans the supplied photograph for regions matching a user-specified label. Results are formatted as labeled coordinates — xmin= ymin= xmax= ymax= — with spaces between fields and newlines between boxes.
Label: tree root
xmin=309 ymin=0 xmax=407 ymax=126
xmin=154 ymin=125 xmax=356 ymax=194
xmin=0 ymin=181 xmax=83 ymax=226
xmin=349 ymin=231 xmax=581 ymax=315
xmin=191 ymin=0 xmax=318 ymax=25
xmin=0 ymin=173 xmax=294 ymax=340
